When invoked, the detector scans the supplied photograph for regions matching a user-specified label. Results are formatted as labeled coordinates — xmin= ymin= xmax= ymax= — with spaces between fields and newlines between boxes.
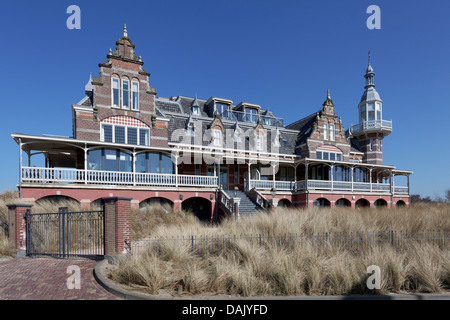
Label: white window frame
xmin=192 ymin=106 xmax=200 ymax=115
xmin=112 ymin=78 xmax=120 ymax=108
xmin=213 ymin=129 xmax=222 ymax=147
xmin=122 ymin=79 xmax=130 ymax=110
xmin=323 ymin=123 xmax=329 ymax=140
xmin=256 ymin=135 xmax=264 ymax=151
xmin=329 ymin=123 xmax=335 ymax=141
xmin=317 ymin=151 xmax=343 ymax=161
xmin=131 ymin=80 xmax=139 ymax=111
xmin=101 ymin=123 xmax=150 ymax=146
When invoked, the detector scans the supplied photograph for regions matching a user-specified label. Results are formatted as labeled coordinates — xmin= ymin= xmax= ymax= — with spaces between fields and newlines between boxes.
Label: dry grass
xmin=110 ymin=202 xmax=450 ymax=297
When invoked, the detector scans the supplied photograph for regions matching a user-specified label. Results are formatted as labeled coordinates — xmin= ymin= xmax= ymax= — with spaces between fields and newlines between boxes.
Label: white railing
xmin=249 ymin=179 xmax=294 ymax=191
xmin=22 ymin=167 xmax=218 ymax=188
xmin=393 ymin=186 xmax=409 ymax=194
xmin=351 ymin=120 xmax=392 ymax=135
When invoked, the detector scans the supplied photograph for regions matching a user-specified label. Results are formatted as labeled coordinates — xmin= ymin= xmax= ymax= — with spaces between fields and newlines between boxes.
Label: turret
xmin=350 ymin=51 xmax=392 ymax=164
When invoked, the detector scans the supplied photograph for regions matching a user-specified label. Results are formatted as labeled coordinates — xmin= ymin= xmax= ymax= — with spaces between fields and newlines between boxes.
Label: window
xmin=101 ymin=124 xmax=150 ymax=146
xmin=369 ymin=139 xmax=374 ymax=151
xmin=127 ymin=127 xmax=138 ymax=145
xmin=187 ymin=125 xmax=195 ymax=137
xmin=329 ymin=123 xmax=335 ymax=141
xmin=317 ymin=151 xmax=343 ymax=161
xmin=136 ymin=152 xmax=174 ymax=174
xmin=245 ymin=108 xmax=258 ymax=123
xmin=112 ymin=78 xmax=120 ymax=108
xmin=360 ymin=105 xmax=366 ymax=122
xmin=195 ymin=164 xmax=201 ymax=176
xmin=192 ymin=106 xmax=200 ymax=115
xmin=115 ymin=126 xmax=126 ymax=144
xmin=256 ymin=135 xmax=264 ymax=151
xmin=367 ymin=103 xmax=375 ymax=121
xmin=139 ymin=128 xmax=149 ymax=146
xmin=213 ymin=129 xmax=222 ymax=147
xmin=122 ymin=79 xmax=130 ymax=109
xmin=323 ymin=123 xmax=328 ymax=140
xmin=215 ymin=103 xmax=229 ymax=116
xmin=376 ymin=102 xmax=382 ymax=120
xmin=102 ymin=124 xmax=113 ymax=143
xmin=88 ymin=149 xmax=132 ymax=172
xmin=131 ymin=81 xmax=139 ymax=111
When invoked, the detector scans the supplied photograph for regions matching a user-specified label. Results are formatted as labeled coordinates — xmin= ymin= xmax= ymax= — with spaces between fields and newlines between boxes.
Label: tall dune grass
xmin=111 ymin=202 xmax=450 ymax=296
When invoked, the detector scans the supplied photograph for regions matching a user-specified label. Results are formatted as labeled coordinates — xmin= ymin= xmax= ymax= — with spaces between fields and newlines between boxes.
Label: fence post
xmin=391 ymin=230 xmax=394 ymax=247
xmin=102 ymin=197 xmax=132 ymax=259
xmin=6 ymin=204 xmax=33 ymax=257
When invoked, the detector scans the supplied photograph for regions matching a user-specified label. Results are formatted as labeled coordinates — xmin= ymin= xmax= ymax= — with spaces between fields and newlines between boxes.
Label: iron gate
xmin=25 ymin=207 xmax=104 ymax=259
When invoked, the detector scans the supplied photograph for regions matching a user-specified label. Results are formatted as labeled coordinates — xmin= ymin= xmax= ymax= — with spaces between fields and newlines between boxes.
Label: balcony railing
xmin=21 ymin=167 xmax=218 ymax=188
xmin=247 ymin=178 xmax=407 ymax=195
xmin=350 ymin=120 xmax=392 ymax=135
xmin=221 ymin=109 xmax=284 ymax=127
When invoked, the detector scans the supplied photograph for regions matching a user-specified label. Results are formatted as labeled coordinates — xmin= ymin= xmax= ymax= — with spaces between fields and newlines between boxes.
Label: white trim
xmin=131 ymin=80 xmax=139 ymax=111
xmin=111 ymin=77 xmax=120 ymax=108
xmin=121 ymin=78 xmax=130 ymax=110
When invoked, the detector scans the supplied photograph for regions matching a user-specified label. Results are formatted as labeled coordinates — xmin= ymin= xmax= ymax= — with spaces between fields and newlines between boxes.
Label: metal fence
xmin=25 ymin=207 xmax=104 ymax=259
xmin=131 ymin=230 xmax=450 ymax=256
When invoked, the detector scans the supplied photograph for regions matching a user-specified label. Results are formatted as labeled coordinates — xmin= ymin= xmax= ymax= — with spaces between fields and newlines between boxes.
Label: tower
xmin=350 ymin=51 xmax=392 ymax=164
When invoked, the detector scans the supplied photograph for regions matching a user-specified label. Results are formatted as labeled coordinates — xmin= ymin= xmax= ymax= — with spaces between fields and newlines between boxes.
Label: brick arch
xmin=35 ymin=195 xmax=80 ymax=205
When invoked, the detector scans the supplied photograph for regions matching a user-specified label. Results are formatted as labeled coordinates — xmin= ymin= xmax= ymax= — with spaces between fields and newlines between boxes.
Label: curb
xmin=94 ymin=260 xmax=450 ymax=301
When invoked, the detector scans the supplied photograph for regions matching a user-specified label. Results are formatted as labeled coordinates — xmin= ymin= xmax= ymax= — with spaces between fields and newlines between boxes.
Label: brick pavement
xmin=0 ymin=258 xmax=121 ymax=300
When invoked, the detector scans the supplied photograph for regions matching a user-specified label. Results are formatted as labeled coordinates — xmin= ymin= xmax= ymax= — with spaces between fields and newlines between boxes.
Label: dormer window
xmin=192 ymin=106 xmax=200 ymax=115
xmin=112 ymin=78 xmax=120 ymax=108
xmin=245 ymin=108 xmax=258 ymax=123
xmin=256 ymin=135 xmax=264 ymax=151
xmin=131 ymin=80 xmax=139 ymax=111
xmin=122 ymin=79 xmax=130 ymax=109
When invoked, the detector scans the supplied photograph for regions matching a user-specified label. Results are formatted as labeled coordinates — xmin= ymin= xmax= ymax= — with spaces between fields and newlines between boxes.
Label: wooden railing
xmin=21 ymin=167 xmax=218 ymax=188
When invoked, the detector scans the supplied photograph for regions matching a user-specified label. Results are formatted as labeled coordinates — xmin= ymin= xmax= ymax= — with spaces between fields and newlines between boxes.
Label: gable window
xmin=323 ymin=123 xmax=328 ymax=140
xmin=213 ymin=129 xmax=222 ymax=147
xmin=256 ymin=135 xmax=264 ymax=151
xmin=131 ymin=81 xmax=139 ymax=111
xmin=317 ymin=151 xmax=342 ymax=161
xmin=101 ymin=124 xmax=150 ymax=146
xmin=329 ymin=123 xmax=335 ymax=141
xmin=122 ymin=79 xmax=130 ymax=109
xmin=112 ymin=78 xmax=120 ymax=108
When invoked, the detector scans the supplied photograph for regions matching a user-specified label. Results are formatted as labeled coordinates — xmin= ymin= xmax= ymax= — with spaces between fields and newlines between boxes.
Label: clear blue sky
xmin=0 ymin=0 xmax=449 ymax=198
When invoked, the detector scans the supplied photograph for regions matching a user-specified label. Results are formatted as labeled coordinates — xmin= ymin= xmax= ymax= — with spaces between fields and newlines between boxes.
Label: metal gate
xmin=25 ymin=207 xmax=104 ymax=260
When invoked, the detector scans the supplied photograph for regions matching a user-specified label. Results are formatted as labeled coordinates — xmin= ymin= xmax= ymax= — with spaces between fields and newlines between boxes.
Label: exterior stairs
xmin=226 ymin=190 xmax=264 ymax=216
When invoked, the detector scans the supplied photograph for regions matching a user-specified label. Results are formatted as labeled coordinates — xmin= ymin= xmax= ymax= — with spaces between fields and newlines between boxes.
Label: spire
xmin=85 ymin=72 xmax=93 ymax=93
xmin=365 ymin=49 xmax=375 ymax=89
xmin=123 ymin=24 xmax=128 ymax=38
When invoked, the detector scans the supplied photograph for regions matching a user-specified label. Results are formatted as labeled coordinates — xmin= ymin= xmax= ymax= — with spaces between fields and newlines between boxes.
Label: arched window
xmin=329 ymin=123 xmax=335 ymax=141
xmin=324 ymin=123 xmax=328 ymax=140
xmin=131 ymin=80 xmax=139 ymax=111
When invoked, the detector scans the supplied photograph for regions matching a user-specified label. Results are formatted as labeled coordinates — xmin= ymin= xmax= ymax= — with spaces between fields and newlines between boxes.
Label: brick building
xmin=11 ymin=26 xmax=412 ymax=222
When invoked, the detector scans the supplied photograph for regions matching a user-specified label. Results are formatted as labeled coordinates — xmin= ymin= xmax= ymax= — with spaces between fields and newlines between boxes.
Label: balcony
xmin=21 ymin=167 xmax=218 ymax=188
xmin=350 ymin=120 xmax=392 ymax=136
xmin=220 ymin=109 xmax=284 ymax=127
xmin=247 ymin=179 xmax=408 ymax=195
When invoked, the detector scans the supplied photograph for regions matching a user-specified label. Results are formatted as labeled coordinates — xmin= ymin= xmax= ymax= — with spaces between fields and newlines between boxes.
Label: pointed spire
xmin=85 ymin=72 xmax=93 ymax=93
xmin=365 ymin=49 xmax=376 ymax=89
xmin=123 ymin=24 xmax=128 ymax=37
xmin=327 ymin=89 xmax=331 ymax=100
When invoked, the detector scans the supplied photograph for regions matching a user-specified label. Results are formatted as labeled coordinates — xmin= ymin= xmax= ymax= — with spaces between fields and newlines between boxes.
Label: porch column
xmin=132 ymin=150 xmax=136 ymax=187
xmin=407 ymin=174 xmax=410 ymax=195
xmin=174 ymin=154 xmax=179 ymax=188
xmin=19 ymin=138 xmax=22 ymax=199
xmin=272 ymin=163 xmax=276 ymax=189
xmin=330 ymin=164 xmax=334 ymax=191
xmin=369 ymin=168 xmax=373 ymax=192
xmin=247 ymin=162 xmax=251 ymax=190
xmin=294 ymin=165 xmax=297 ymax=191
xmin=351 ymin=167 xmax=354 ymax=192
xmin=84 ymin=145 xmax=88 ymax=185
xmin=305 ymin=161 xmax=309 ymax=190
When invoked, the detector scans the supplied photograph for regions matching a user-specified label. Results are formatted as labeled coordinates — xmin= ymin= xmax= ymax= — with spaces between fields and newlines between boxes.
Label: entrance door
xmin=219 ymin=167 xmax=228 ymax=190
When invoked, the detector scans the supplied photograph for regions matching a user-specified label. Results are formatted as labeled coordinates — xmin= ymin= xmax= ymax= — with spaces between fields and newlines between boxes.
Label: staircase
xmin=226 ymin=190 xmax=264 ymax=216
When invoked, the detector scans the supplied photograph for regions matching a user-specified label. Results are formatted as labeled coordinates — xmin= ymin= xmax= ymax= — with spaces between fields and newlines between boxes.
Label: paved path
xmin=0 ymin=257 xmax=121 ymax=300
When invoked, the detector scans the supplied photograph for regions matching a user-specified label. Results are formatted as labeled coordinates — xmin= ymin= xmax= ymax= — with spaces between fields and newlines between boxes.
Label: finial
xmin=139 ymin=55 xmax=142 ymax=62
xmin=109 ymin=48 xmax=112 ymax=55
xmin=123 ymin=24 xmax=128 ymax=37
xmin=368 ymin=49 xmax=371 ymax=65
xmin=327 ymin=89 xmax=331 ymax=99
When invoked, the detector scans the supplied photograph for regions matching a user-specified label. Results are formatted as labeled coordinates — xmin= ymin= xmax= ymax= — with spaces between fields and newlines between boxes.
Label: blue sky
xmin=0 ymin=0 xmax=449 ymax=198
